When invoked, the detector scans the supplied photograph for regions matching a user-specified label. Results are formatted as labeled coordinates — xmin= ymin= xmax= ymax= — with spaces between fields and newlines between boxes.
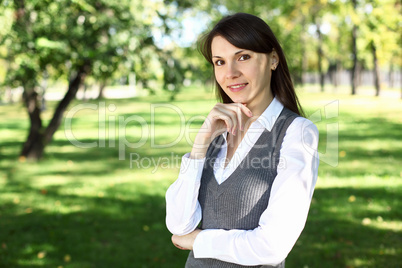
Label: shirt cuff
xmin=178 ymin=153 xmax=206 ymax=181
xmin=193 ymin=229 xmax=219 ymax=258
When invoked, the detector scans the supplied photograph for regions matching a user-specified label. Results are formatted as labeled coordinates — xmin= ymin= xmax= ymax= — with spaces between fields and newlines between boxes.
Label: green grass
xmin=0 ymin=86 xmax=401 ymax=267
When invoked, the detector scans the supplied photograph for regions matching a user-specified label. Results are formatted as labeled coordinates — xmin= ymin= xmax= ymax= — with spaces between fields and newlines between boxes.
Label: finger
xmin=234 ymin=104 xmax=244 ymax=131
xmin=212 ymin=113 xmax=233 ymax=134
xmin=237 ymin=103 xmax=253 ymax=117
xmin=220 ymin=103 xmax=248 ymax=132
xmin=216 ymin=106 xmax=237 ymax=135
xmin=213 ymin=105 xmax=236 ymax=134
xmin=173 ymin=243 xmax=188 ymax=250
xmin=172 ymin=235 xmax=188 ymax=250
xmin=234 ymin=103 xmax=253 ymax=131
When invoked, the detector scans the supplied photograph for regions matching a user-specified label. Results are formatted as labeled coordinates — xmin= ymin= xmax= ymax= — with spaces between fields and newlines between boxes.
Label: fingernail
xmin=249 ymin=111 xmax=253 ymax=117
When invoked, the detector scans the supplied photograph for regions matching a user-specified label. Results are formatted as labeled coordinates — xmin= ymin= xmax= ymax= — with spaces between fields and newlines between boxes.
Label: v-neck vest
xmin=185 ymin=107 xmax=298 ymax=268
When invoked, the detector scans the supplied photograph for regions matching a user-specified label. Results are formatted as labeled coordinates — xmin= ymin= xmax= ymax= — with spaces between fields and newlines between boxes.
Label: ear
xmin=271 ymin=50 xmax=279 ymax=71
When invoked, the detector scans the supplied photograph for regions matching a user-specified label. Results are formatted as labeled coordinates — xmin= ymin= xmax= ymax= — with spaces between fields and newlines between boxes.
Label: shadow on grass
xmin=0 ymin=181 xmax=184 ymax=268
xmin=288 ymin=186 xmax=402 ymax=267
xmin=1 ymin=181 xmax=400 ymax=267
xmin=1 ymin=137 xmax=191 ymax=172
xmin=317 ymin=115 xmax=402 ymax=178
xmin=339 ymin=117 xmax=401 ymax=141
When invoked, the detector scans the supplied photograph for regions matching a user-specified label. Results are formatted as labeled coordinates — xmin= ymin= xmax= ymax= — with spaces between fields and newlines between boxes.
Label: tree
xmin=360 ymin=0 xmax=401 ymax=96
xmin=0 ymin=0 xmax=157 ymax=160
xmin=349 ymin=0 xmax=360 ymax=95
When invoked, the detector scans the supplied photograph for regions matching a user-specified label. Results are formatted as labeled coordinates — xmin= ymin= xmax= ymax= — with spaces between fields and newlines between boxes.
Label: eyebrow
xmin=212 ymin=50 xmax=245 ymax=58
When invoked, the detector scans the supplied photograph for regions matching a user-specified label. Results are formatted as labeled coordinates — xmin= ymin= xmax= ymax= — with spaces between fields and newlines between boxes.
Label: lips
xmin=228 ymin=83 xmax=248 ymax=92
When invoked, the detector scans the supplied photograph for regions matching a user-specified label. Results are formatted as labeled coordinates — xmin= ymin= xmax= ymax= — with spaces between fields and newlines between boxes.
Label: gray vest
xmin=185 ymin=107 xmax=298 ymax=268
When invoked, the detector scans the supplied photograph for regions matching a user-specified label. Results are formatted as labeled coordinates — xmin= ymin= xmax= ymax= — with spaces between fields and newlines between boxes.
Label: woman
xmin=165 ymin=13 xmax=319 ymax=267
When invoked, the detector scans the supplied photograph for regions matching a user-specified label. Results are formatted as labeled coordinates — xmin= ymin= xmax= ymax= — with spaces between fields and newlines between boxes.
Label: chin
xmin=228 ymin=91 xmax=251 ymax=104
xmin=228 ymin=96 xmax=246 ymax=104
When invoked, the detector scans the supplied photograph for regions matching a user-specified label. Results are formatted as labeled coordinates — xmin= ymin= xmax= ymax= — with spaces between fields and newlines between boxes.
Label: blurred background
xmin=0 ymin=0 xmax=401 ymax=267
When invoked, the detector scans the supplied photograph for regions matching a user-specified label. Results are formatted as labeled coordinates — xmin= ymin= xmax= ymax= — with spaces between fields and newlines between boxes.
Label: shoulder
xmin=279 ymin=107 xmax=319 ymax=137
xmin=285 ymin=117 xmax=319 ymax=147
xmin=290 ymin=116 xmax=318 ymax=133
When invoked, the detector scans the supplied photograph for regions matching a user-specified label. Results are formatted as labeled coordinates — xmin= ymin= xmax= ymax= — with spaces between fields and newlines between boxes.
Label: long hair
xmin=198 ymin=13 xmax=305 ymax=117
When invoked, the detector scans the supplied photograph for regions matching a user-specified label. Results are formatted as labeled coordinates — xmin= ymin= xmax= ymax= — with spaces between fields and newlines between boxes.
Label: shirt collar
xmin=255 ymin=97 xmax=284 ymax=131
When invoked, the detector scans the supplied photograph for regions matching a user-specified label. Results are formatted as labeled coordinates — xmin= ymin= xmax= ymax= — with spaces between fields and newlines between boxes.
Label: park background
xmin=0 ymin=0 xmax=401 ymax=267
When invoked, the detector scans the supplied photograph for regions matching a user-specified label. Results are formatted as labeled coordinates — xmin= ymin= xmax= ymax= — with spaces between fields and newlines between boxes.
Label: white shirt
xmin=165 ymin=98 xmax=319 ymax=266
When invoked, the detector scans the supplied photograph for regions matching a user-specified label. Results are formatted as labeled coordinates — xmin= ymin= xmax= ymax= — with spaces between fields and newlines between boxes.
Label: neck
xmin=234 ymin=93 xmax=274 ymax=136
xmin=248 ymin=92 xmax=274 ymax=119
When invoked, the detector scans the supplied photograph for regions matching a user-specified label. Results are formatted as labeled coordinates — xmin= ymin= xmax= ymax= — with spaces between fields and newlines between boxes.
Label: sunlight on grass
xmin=1 ymin=87 xmax=401 ymax=267
xmin=347 ymin=258 xmax=372 ymax=266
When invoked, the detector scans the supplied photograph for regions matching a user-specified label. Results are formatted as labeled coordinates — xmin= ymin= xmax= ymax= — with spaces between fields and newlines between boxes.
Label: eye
xmin=239 ymin=54 xmax=251 ymax=61
xmin=214 ymin=59 xmax=224 ymax=66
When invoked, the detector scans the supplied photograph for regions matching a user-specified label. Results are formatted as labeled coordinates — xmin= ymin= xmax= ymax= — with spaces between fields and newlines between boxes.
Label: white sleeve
xmin=192 ymin=117 xmax=319 ymax=265
xmin=165 ymin=153 xmax=206 ymax=235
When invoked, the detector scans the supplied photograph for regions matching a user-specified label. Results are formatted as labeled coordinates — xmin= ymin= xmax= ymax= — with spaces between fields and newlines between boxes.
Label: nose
xmin=225 ymin=62 xmax=241 ymax=80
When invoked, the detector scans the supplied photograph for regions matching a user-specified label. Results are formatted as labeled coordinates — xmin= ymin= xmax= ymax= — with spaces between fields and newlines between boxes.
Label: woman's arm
xmin=166 ymin=103 xmax=253 ymax=235
xmin=185 ymin=117 xmax=319 ymax=265
xmin=165 ymin=153 xmax=205 ymax=235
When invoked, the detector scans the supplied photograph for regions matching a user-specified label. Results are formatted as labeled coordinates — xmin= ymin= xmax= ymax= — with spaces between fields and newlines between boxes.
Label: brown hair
xmin=199 ymin=13 xmax=305 ymax=117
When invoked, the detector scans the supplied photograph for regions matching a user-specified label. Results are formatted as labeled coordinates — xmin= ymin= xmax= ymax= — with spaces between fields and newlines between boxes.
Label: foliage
xmin=0 ymin=0 xmax=400 ymax=91
xmin=0 ymin=0 xmax=183 ymax=159
xmin=164 ymin=0 xmax=401 ymax=93
xmin=0 ymin=87 xmax=401 ymax=267
xmin=0 ymin=0 xmax=156 ymax=90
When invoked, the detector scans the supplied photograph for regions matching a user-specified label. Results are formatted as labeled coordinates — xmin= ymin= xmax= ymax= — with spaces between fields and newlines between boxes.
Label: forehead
xmin=211 ymin=36 xmax=243 ymax=56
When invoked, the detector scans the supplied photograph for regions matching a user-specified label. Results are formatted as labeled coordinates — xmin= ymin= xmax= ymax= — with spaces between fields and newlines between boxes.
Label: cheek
xmin=214 ymin=69 xmax=225 ymax=86
xmin=256 ymin=66 xmax=271 ymax=84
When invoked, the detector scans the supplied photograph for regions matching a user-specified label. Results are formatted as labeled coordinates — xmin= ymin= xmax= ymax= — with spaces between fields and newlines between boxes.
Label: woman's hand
xmin=171 ymin=229 xmax=203 ymax=250
xmin=190 ymin=103 xmax=253 ymax=159
xmin=205 ymin=103 xmax=253 ymax=138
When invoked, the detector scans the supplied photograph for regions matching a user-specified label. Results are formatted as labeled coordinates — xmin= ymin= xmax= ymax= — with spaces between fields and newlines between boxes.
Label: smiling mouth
xmin=228 ymin=83 xmax=248 ymax=92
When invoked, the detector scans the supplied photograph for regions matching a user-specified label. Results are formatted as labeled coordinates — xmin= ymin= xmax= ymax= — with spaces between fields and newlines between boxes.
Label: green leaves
xmin=36 ymin=38 xmax=66 ymax=50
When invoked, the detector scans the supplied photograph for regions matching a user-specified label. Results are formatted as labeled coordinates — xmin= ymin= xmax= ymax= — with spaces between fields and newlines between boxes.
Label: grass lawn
xmin=0 ymin=86 xmax=401 ymax=267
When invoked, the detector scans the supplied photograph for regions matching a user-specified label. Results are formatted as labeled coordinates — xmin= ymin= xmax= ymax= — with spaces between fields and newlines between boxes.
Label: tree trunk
xmin=97 ymin=81 xmax=107 ymax=100
xmin=20 ymin=68 xmax=87 ymax=160
xmin=82 ymin=82 xmax=88 ymax=101
xmin=301 ymin=42 xmax=307 ymax=86
xmin=43 ymin=69 xmax=86 ymax=145
xmin=336 ymin=61 xmax=341 ymax=89
xmin=316 ymin=22 xmax=325 ymax=92
xmin=371 ymin=42 xmax=381 ymax=96
xmin=333 ymin=33 xmax=342 ymax=90
xmin=300 ymin=20 xmax=307 ymax=87
xmin=15 ymin=0 xmax=45 ymax=160
xmin=329 ymin=61 xmax=340 ymax=90
xmin=40 ymin=71 xmax=48 ymax=110
xmin=328 ymin=63 xmax=333 ymax=87
xmin=389 ymin=62 xmax=394 ymax=88
xmin=351 ymin=0 xmax=359 ymax=95
xmin=20 ymin=90 xmax=45 ymax=160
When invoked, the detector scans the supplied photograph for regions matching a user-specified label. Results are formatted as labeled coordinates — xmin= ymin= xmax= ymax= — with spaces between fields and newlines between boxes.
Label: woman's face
xmin=211 ymin=35 xmax=277 ymax=111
